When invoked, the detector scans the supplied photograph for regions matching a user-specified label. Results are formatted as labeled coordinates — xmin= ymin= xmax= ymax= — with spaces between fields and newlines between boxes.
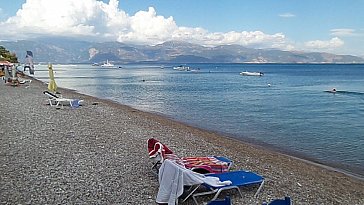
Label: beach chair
xmin=43 ymin=91 xmax=83 ymax=108
xmin=43 ymin=90 xmax=59 ymax=105
xmin=147 ymin=138 xmax=233 ymax=175
xmin=157 ymin=159 xmax=264 ymax=205
xmin=191 ymin=170 xmax=264 ymax=204
xmin=263 ymin=197 xmax=291 ymax=205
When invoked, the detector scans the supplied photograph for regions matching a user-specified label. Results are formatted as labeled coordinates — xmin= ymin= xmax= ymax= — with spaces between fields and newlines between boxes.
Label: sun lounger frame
xmin=188 ymin=170 xmax=265 ymax=204
xmin=43 ymin=91 xmax=82 ymax=108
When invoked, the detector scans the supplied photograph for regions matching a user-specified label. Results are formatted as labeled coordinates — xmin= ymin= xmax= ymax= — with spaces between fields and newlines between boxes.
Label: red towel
xmin=148 ymin=138 xmax=173 ymax=160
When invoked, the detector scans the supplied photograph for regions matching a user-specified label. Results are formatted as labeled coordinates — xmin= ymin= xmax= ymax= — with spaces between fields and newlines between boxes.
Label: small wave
xmin=325 ymin=90 xmax=364 ymax=95
xmin=335 ymin=91 xmax=364 ymax=95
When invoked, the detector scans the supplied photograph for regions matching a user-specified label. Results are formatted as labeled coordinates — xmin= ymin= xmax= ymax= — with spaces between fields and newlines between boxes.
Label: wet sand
xmin=1 ymin=78 xmax=363 ymax=204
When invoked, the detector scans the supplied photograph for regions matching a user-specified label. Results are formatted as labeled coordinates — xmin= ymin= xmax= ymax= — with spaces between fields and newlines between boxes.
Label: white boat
xmin=240 ymin=71 xmax=264 ymax=76
xmin=173 ymin=65 xmax=190 ymax=71
xmin=101 ymin=60 xmax=115 ymax=68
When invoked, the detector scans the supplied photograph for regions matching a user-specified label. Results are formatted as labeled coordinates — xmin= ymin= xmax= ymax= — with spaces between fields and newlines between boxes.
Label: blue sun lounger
xmin=157 ymin=159 xmax=264 ymax=205
xmin=191 ymin=170 xmax=264 ymax=204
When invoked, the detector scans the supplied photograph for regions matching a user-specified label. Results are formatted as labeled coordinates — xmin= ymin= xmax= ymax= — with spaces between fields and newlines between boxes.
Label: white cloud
xmin=200 ymin=31 xmax=287 ymax=48
xmin=279 ymin=13 xmax=296 ymax=18
xmin=330 ymin=28 xmax=357 ymax=36
xmin=1 ymin=0 xmax=129 ymax=39
xmin=304 ymin=37 xmax=344 ymax=50
xmin=118 ymin=7 xmax=178 ymax=44
xmin=0 ymin=0 xmax=289 ymax=49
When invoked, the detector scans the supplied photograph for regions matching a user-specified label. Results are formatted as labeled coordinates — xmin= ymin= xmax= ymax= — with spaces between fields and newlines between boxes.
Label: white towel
xmin=156 ymin=159 xmax=231 ymax=205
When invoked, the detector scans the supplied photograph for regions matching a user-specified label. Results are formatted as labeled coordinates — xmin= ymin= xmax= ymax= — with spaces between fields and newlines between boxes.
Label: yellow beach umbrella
xmin=48 ymin=63 xmax=57 ymax=92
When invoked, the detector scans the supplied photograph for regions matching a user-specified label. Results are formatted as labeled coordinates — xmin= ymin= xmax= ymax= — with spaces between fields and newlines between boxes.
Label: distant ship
xmin=101 ymin=60 xmax=115 ymax=68
xmin=173 ymin=65 xmax=190 ymax=71
xmin=240 ymin=71 xmax=264 ymax=76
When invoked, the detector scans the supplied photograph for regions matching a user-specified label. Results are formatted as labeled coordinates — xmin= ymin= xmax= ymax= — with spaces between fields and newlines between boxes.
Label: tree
xmin=0 ymin=46 xmax=18 ymax=63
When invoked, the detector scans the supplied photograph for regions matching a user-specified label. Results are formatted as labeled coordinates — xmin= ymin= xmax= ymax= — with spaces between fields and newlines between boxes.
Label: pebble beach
xmin=1 ymin=78 xmax=364 ymax=205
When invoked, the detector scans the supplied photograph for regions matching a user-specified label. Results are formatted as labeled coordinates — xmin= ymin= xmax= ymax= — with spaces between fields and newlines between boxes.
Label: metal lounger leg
xmin=254 ymin=180 xmax=264 ymax=198
xmin=192 ymin=185 xmax=242 ymax=204
xmin=151 ymin=162 xmax=160 ymax=176
xmin=181 ymin=184 xmax=201 ymax=204
xmin=192 ymin=188 xmax=218 ymax=204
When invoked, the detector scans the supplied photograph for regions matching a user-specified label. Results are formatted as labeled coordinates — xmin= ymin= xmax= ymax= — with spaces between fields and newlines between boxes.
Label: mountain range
xmin=1 ymin=37 xmax=363 ymax=64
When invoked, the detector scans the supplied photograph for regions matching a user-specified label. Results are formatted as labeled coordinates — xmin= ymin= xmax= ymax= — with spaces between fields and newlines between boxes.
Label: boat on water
xmin=173 ymin=65 xmax=190 ymax=71
xmin=101 ymin=60 xmax=116 ymax=68
xmin=240 ymin=71 xmax=264 ymax=76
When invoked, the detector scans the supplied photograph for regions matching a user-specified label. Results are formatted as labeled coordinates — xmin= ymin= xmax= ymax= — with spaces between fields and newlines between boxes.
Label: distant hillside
xmin=1 ymin=38 xmax=363 ymax=64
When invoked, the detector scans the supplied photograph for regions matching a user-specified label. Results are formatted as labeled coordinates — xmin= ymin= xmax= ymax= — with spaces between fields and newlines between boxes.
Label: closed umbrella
xmin=48 ymin=63 xmax=57 ymax=92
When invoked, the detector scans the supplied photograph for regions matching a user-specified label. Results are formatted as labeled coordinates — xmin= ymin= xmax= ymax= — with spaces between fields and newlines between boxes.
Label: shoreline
xmin=37 ymin=78 xmax=364 ymax=179
xmin=55 ymin=78 xmax=364 ymax=180
xmin=1 ymin=77 xmax=364 ymax=204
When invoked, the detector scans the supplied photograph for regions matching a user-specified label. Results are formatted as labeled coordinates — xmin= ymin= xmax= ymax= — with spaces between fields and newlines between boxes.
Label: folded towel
xmin=70 ymin=99 xmax=83 ymax=108
xmin=204 ymin=176 xmax=232 ymax=186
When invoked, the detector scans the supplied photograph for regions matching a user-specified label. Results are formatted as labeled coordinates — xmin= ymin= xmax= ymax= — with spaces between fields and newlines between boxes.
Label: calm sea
xmin=33 ymin=63 xmax=364 ymax=177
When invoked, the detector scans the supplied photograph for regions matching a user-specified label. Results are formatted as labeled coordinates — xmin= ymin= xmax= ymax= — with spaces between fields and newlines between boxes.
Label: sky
xmin=0 ymin=0 xmax=363 ymax=56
